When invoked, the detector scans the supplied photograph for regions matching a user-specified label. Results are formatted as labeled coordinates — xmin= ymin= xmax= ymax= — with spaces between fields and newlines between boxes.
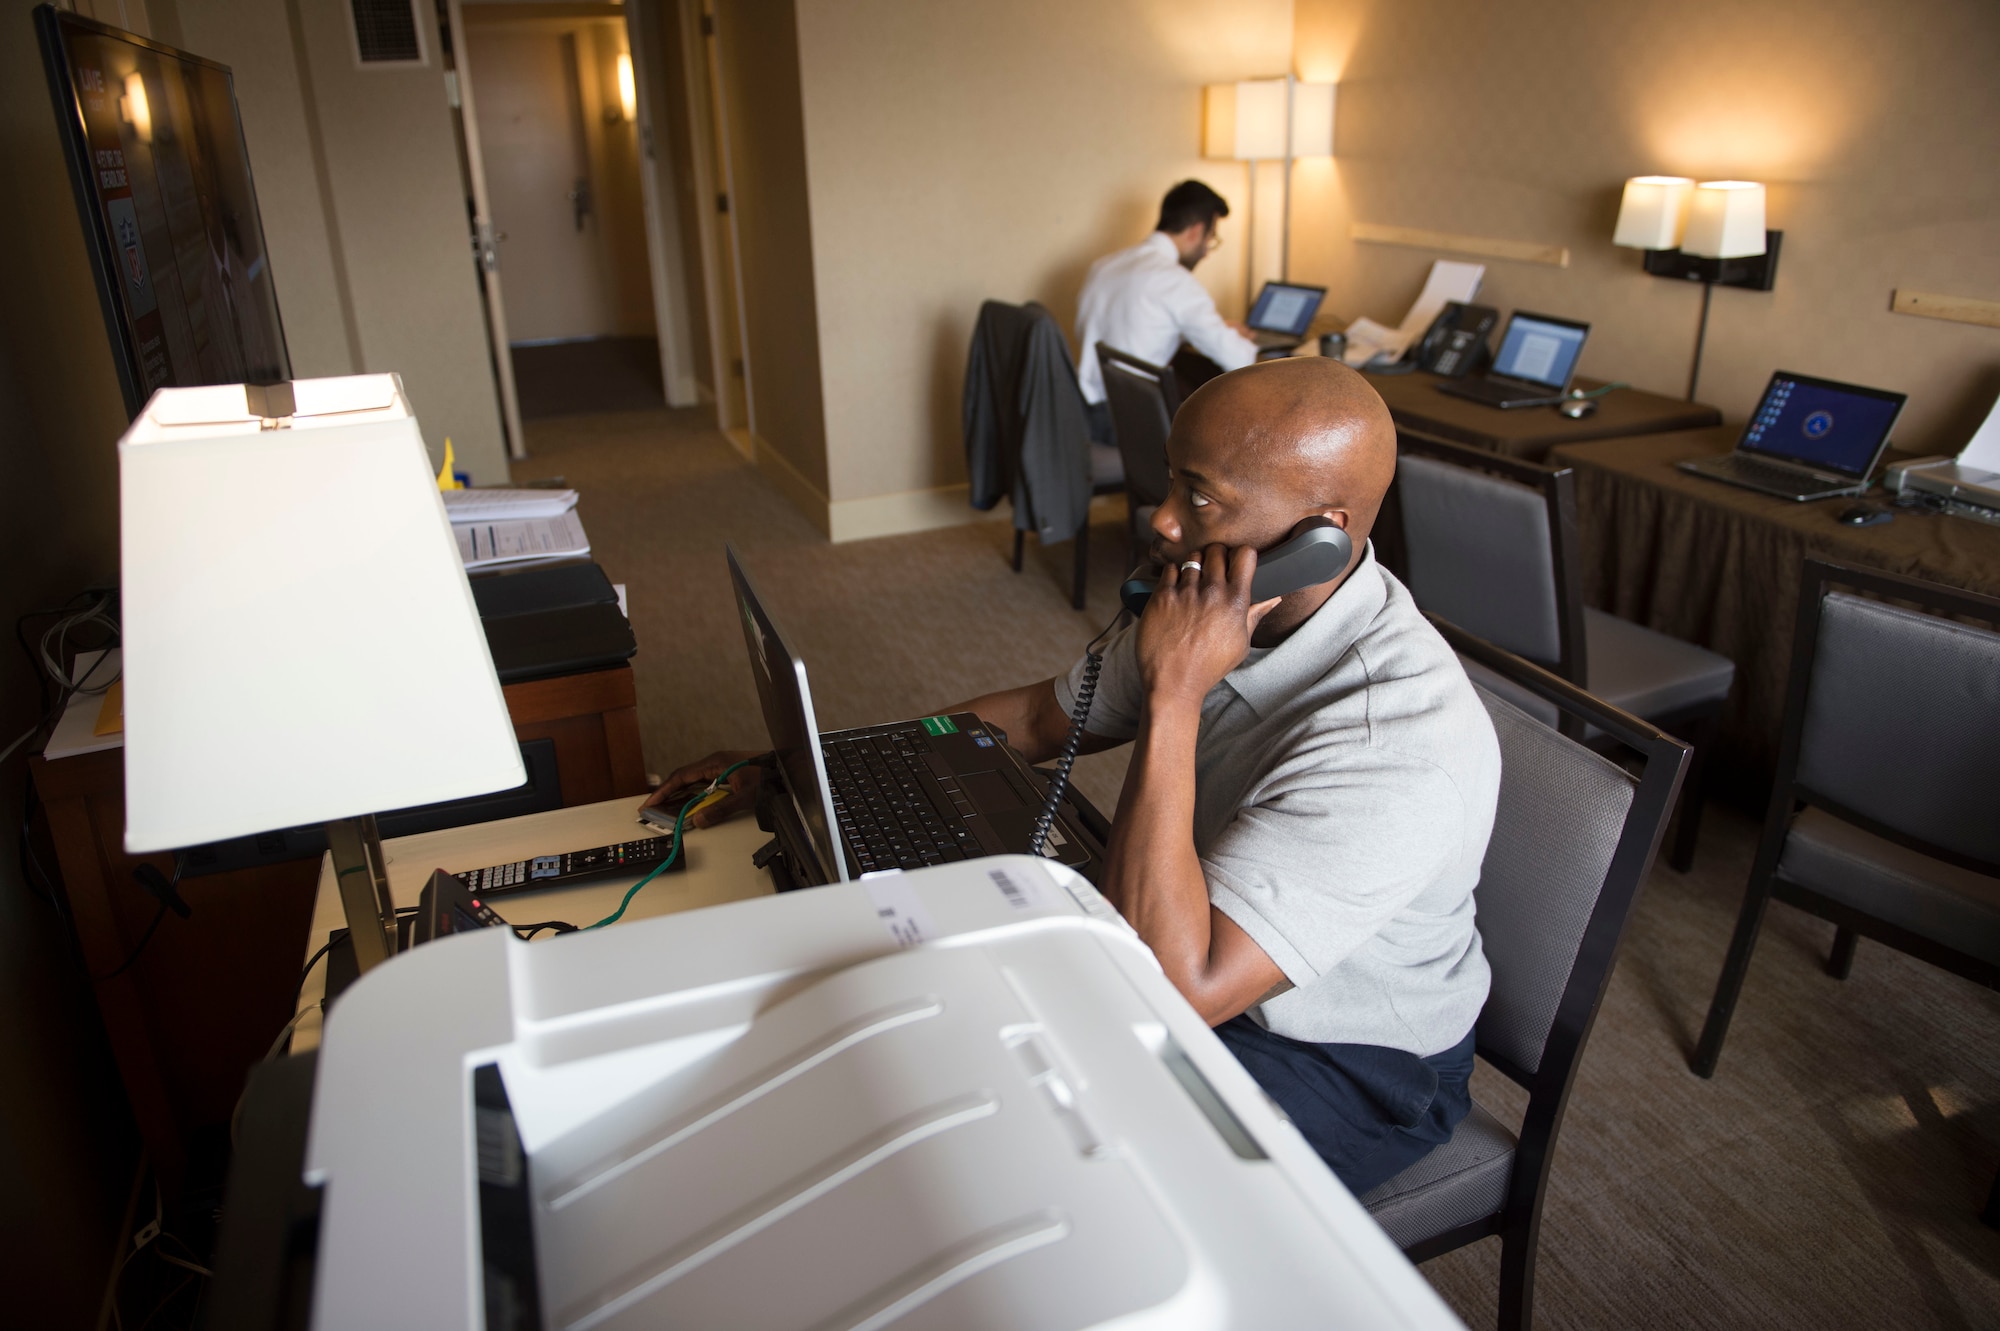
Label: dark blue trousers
xmin=1215 ymin=1016 xmax=1476 ymax=1196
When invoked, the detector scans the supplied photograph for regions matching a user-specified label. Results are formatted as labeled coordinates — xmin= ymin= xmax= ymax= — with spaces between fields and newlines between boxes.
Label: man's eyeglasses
xmin=1203 ymin=228 xmax=1225 ymax=253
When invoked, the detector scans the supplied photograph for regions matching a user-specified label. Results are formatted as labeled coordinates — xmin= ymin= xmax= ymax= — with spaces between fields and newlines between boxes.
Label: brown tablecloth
xmin=1367 ymin=371 xmax=1722 ymax=461
xmin=1552 ymin=427 xmax=2000 ymax=796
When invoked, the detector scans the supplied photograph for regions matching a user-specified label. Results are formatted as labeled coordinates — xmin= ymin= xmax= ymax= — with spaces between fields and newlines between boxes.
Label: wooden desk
xmin=1366 ymin=371 xmax=1722 ymax=461
xmin=1551 ymin=427 xmax=2000 ymax=795
xmin=291 ymin=799 xmax=774 ymax=1052
xmin=30 ymin=662 xmax=649 ymax=1199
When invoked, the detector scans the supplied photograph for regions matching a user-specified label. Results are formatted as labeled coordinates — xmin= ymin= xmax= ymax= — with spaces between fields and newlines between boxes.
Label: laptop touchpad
xmin=959 ymin=770 xmax=1024 ymax=812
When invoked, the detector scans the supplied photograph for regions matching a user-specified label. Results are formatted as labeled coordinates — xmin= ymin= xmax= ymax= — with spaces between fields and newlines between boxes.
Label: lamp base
xmin=325 ymin=814 xmax=399 ymax=974
xmin=1643 ymin=230 xmax=1782 ymax=291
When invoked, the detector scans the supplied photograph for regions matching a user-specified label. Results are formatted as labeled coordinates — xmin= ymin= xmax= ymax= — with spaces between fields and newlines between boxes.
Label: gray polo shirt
xmin=1057 ymin=544 xmax=1499 ymax=1056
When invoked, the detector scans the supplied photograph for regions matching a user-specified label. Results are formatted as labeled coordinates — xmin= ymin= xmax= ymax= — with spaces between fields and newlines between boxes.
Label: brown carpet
xmin=513 ymin=407 xmax=2000 ymax=1330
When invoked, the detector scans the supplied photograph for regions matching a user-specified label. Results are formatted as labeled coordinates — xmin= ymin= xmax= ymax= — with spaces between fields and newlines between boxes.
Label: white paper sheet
xmin=1957 ymin=394 xmax=2000 ymax=475
xmin=1341 ymin=260 xmax=1486 ymax=367
xmin=442 ymin=487 xmax=579 ymax=522
xmin=454 ymin=509 xmax=591 ymax=569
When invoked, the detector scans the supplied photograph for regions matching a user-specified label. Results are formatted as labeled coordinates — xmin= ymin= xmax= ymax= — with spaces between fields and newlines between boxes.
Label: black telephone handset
xmin=1029 ymin=517 xmax=1356 ymax=858
xmin=1414 ymin=302 xmax=1499 ymax=378
xmin=1117 ymin=516 xmax=1355 ymax=618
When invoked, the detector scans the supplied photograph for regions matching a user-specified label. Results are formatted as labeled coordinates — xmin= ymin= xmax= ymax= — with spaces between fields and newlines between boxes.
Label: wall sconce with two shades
xmin=1614 ymin=176 xmax=1781 ymax=400
xmin=1202 ymin=77 xmax=1335 ymax=308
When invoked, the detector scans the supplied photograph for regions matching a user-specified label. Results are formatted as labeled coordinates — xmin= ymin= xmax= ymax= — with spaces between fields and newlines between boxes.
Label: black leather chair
xmin=1360 ymin=617 xmax=1690 ymax=1331
xmin=1094 ymin=343 xmax=1179 ymax=565
xmin=1693 ymin=561 xmax=2000 ymax=1100
xmin=1393 ymin=432 xmax=1734 ymax=871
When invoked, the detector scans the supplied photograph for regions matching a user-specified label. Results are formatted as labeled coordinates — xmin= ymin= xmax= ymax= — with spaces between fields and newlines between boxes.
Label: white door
xmin=465 ymin=26 xmax=619 ymax=343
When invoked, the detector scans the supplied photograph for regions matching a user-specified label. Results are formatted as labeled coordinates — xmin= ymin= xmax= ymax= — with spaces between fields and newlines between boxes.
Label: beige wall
xmin=1291 ymin=0 xmax=2000 ymax=452
xmin=792 ymin=0 xmax=1292 ymax=536
xmin=155 ymin=0 xmax=514 ymax=480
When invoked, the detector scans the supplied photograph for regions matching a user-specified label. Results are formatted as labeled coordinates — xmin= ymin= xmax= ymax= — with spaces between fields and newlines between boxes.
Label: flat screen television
xmin=36 ymin=5 xmax=289 ymax=418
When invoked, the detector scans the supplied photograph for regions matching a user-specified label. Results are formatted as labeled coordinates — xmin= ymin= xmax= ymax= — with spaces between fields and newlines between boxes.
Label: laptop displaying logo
xmin=1488 ymin=312 xmax=1588 ymax=391
xmin=1247 ymin=282 xmax=1326 ymax=337
xmin=1741 ymin=372 xmax=1905 ymax=478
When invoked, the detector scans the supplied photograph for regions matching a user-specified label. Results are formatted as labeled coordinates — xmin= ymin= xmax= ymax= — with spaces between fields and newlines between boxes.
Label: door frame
xmin=623 ymin=0 xmax=699 ymax=407
xmin=442 ymin=0 xmax=529 ymax=461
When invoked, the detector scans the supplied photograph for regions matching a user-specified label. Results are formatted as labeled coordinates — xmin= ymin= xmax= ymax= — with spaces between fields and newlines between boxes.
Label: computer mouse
xmin=1557 ymin=397 xmax=1597 ymax=419
xmin=1836 ymin=503 xmax=1892 ymax=527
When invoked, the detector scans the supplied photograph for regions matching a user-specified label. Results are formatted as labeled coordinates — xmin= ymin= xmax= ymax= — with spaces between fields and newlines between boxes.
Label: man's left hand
xmin=1135 ymin=543 xmax=1281 ymax=706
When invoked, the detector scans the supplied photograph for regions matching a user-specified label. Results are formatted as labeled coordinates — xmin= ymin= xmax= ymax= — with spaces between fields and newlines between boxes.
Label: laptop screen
xmin=1489 ymin=313 xmax=1588 ymax=390
xmin=1247 ymin=282 xmax=1326 ymax=336
xmin=725 ymin=547 xmax=848 ymax=883
xmin=1739 ymin=372 xmax=1907 ymax=477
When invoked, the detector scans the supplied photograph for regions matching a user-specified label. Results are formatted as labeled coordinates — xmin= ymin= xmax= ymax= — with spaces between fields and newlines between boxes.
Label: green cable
xmin=585 ymin=758 xmax=755 ymax=930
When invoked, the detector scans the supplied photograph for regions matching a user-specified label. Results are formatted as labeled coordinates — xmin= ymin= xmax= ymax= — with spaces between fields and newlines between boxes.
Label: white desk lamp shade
xmin=119 ymin=375 xmax=524 ymax=852
xmin=1290 ymin=82 xmax=1336 ymax=157
xmin=1612 ymin=175 xmax=1693 ymax=249
xmin=1683 ymin=181 xmax=1767 ymax=258
xmin=1204 ymin=79 xmax=1289 ymax=160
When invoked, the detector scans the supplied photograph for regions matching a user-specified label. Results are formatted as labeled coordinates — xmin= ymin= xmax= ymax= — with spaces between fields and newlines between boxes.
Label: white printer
xmin=305 ymin=856 xmax=1464 ymax=1330
xmin=1884 ymin=392 xmax=2000 ymax=525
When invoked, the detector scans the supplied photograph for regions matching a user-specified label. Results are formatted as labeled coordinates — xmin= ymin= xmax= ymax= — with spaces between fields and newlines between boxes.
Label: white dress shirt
xmin=1074 ymin=231 xmax=1259 ymax=404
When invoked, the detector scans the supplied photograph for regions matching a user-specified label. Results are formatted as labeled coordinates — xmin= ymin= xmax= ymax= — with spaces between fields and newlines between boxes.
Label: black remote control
xmin=453 ymin=833 xmax=684 ymax=897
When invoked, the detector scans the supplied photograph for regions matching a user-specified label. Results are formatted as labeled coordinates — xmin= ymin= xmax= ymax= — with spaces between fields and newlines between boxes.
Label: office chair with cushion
xmin=1360 ymin=617 xmax=1690 ymax=1331
xmin=1095 ymin=343 xmax=1180 ymax=566
xmin=963 ymin=300 xmax=1121 ymax=610
xmin=1693 ymin=560 xmax=2000 ymax=1097
xmin=1394 ymin=432 xmax=1734 ymax=871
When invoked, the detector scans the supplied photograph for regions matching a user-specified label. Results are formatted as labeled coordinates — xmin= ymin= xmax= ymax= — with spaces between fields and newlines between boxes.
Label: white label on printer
xmin=866 ymin=876 xmax=937 ymax=949
xmin=989 ymin=866 xmax=1054 ymax=911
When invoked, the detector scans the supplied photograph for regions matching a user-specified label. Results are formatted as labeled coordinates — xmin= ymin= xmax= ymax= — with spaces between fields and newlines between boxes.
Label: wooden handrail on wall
xmin=1891 ymin=289 xmax=2000 ymax=331
xmin=1351 ymin=222 xmax=1571 ymax=269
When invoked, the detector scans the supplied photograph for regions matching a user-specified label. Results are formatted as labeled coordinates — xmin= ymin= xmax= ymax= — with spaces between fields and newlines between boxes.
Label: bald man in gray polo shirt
xmin=960 ymin=356 xmax=1500 ymax=1194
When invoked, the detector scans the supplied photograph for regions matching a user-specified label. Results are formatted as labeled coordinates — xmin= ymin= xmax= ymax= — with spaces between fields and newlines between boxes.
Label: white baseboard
xmin=748 ymin=434 xmax=831 ymax=537
xmin=829 ymin=484 xmax=999 ymax=543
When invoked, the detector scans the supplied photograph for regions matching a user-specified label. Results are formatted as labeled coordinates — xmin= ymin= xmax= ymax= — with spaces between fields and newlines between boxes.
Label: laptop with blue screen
xmin=1246 ymin=281 xmax=1327 ymax=351
xmin=1436 ymin=311 xmax=1590 ymax=408
xmin=1678 ymin=371 xmax=1907 ymax=501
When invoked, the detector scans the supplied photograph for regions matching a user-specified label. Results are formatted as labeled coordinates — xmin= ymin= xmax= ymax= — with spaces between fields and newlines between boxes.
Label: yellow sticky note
xmin=437 ymin=437 xmax=463 ymax=491
xmin=93 ymin=680 xmax=125 ymax=737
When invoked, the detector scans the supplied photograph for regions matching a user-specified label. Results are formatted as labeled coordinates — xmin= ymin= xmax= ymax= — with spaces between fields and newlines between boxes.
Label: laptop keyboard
xmin=823 ymin=729 xmax=977 ymax=874
xmin=1706 ymin=452 xmax=1851 ymax=496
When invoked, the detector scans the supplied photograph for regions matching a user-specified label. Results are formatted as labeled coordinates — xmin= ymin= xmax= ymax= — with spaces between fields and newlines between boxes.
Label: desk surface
xmin=1367 ymin=370 xmax=1722 ymax=460
xmin=294 ymin=798 xmax=773 ymax=1051
xmin=1551 ymin=426 xmax=2000 ymax=790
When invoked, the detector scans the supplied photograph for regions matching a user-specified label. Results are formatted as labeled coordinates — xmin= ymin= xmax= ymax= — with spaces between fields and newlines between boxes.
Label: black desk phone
xmin=1118 ymin=517 xmax=1354 ymax=617
xmin=1414 ymin=302 xmax=1498 ymax=378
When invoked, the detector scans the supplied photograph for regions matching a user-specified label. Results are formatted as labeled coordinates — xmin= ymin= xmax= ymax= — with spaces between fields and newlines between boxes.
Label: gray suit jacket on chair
xmin=963 ymin=299 xmax=1091 ymax=544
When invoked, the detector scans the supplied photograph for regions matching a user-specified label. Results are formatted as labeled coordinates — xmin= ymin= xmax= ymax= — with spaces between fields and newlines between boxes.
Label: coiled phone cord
xmin=1026 ymin=611 xmax=1125 ymax=856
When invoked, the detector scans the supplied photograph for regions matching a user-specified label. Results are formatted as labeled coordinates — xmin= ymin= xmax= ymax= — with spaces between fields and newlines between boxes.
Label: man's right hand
xmin=642 ymin=749 xmax=767 ymax=828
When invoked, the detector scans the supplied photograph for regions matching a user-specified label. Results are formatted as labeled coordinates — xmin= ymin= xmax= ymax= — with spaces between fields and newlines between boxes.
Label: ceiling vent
xmin=349 ymin=0 xmax=427 ymax=67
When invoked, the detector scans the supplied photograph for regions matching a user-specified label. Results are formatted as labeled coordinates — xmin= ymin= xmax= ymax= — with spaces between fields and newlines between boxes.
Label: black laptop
xmin=1436 ymin=311 xmax=1589 ymax=408
xmin=727 ymin=546 xmax=1094 ymax=884
xmin=1245 ymin=281 xmax=1327 ymax=351
xmin=1677 ymin=371 xmax=1907 ymax=501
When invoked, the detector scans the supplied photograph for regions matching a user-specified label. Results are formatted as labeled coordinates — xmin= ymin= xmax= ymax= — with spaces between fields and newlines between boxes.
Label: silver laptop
xmin=1679 ymin=371 xmax=1907 ymax=501
xmin=727 ymin=546 xmax=1091 ymax=885
xmin=1435 ymin=311 xmax=1589 ymax=408
xmin=1246 ymin=281 xmax=1326 ymax=351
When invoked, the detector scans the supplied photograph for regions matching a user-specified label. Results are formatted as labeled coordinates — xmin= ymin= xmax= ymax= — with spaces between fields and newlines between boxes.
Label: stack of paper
xmin=1341 ymin=260 xmax=1487 ymax=368
xmin=454 ymin=510 xmax=591 ymax=570
xmin=1957 ymin=395 xmax=2000 ymax=481
xmin=441 ymin=487 xmax=578 ymax=521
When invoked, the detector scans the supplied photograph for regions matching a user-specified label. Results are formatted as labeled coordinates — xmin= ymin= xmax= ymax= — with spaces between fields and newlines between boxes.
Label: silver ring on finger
xmin=1179 ymin=559 xmax=1203 ymax=573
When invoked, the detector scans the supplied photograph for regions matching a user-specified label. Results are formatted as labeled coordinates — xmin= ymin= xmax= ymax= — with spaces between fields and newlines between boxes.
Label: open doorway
xmin=458 ymin=1 xmax=660 ymax=420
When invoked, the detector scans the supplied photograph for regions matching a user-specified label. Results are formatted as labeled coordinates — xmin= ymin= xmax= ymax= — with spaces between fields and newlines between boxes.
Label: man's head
xmin=1149 ymin=358 xmax=1396 ymax=614
xmin=1156 ymin=180 xmax=1230 ymax=270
